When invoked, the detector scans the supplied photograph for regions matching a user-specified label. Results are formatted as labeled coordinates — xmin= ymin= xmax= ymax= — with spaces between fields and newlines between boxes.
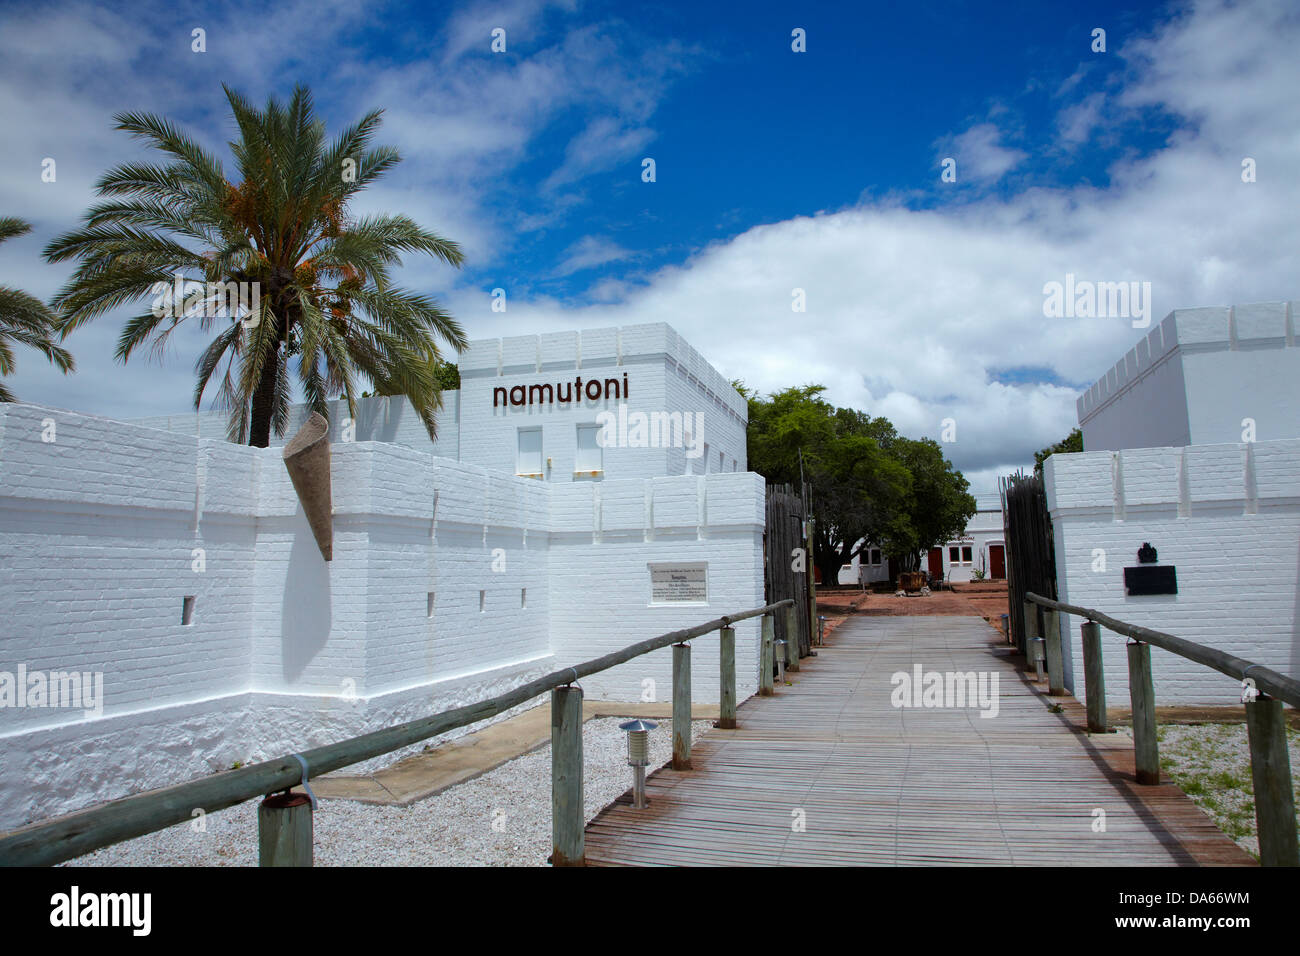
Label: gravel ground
xmin=1117 ymin=722 xmax=1300 ymax=860
xmin=63 ymin=717 xmax=713 ymax=867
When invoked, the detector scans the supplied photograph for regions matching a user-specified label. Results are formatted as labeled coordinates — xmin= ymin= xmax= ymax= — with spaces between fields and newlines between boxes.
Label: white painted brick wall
xmin=0 ymin=399 xmax=764 ymax=827
xmin=1079 ymin=301 xmax=1299 ymax=451
xmin=1044 ymin=439 xmax=1300 ymax=707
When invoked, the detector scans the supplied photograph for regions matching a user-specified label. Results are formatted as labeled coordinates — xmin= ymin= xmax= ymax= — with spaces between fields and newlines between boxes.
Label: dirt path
xmin=818 ymin=582 xmax=1011 ymax=639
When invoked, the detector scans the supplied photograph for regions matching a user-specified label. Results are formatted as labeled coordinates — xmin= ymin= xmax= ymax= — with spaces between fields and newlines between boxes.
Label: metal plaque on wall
xmin=648 ymin=562 xmax=708 ymax=604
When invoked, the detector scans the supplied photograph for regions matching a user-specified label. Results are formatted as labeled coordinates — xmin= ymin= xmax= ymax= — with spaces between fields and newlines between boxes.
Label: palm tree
xmin=0 ymin=218 xmax=75 ymax=402
xmin=45 ymin=85 xmax=466 ymax=446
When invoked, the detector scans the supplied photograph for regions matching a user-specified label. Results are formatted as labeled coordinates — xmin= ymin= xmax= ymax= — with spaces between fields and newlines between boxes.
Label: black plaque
xmin=1124 ymin=565 xmax=1177 ymax=596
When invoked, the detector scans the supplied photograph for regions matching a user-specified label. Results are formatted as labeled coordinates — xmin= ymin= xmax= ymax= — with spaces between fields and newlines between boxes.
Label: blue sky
xmin=1 ymin=0 xmax=1298 ymax=494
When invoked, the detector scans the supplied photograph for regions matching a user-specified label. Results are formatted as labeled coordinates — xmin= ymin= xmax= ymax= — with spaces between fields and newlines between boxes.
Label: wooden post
xmin=672 ymin=643 xmax=692 ymax=769
xmin=784 ymin=606 xmax=801 ymax=672
xmin=806 ymin=518 xmax=818 ymax=653
xmin=1022 ymin=599 xmax=1038 ymax=659
xmin=1245 ymin=696 xmax=1299 ymax=866
xmin=258 ymin=792 xmax=312 ymax=867
xmin=759 ymin=613 xmax=775 ymax=697
xmin=1081 ymin=621 xmax=1107 ymax=733
xmin=1127 ymin=641 xmax=1159 ymax=785
xmin=718 ymin=626 xmax=737 ymax=729
xmin=551 ymin=685 xmax=584 ymax=866
xmin=1043 ymin=608 xmax=1065 ymax=696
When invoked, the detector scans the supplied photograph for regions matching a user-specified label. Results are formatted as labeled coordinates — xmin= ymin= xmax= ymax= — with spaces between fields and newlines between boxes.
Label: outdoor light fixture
xmin=774 ymin=639 xmax=788 ymax=684
xmin=1030 ymin=637 xmax=1046 ymax=682
xmin=619 ymin=718 xmax=657 ymax=809
xmin=817 ymin=615 xmax=827 ymax=646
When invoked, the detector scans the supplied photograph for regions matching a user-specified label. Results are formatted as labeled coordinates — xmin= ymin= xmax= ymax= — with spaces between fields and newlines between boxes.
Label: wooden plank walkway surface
xmin=584 ymin=615 xmax=1254 ymax=866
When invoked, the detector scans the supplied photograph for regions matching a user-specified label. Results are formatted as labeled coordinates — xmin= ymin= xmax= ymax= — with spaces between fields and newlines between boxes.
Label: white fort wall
xmin=548 ymin=473 xmax=766 ymax=704
xmin=134 ymin=390 xmax=462 ymax=462
xmin=458 ymin=323 xmax=748 ymax=480
xmin=0 ymin=402 xmax=764 ymax=829
xmin=133 ymin=322 xmax=750 ymax=482
xmin=1043 ymin=439 xmax=1300 ymax=707
xmin=1078 ymin=301 xmax=1299 ymax=452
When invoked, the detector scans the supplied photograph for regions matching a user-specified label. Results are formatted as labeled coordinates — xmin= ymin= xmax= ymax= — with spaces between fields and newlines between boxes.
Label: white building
xmin=1044 ymin=300 xmax=1300 ymax=707
xmin=927 ymin=496 xmax=1006 ymax=585
xmin=136 ymin=323 xmax=750 ymax=480
xmin=0 ymin=323 xmax=766 ymax=829
xmin=1078 ymin=301 xmax=1299 ymax=450
xmin=836 ymin=496 xmax=1007 ymax=586
xmin=838 ymin=544 xmax=889 ymax=586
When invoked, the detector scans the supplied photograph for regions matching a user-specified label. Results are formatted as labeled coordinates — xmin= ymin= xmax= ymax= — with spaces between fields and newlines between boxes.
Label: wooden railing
xmin=0 ymin=600 xmax=795 ymax=868
xmin=1024 ymin=591 xmax=1299 ymax=867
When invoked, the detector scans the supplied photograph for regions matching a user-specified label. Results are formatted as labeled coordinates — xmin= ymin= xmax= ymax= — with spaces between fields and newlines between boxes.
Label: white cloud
xmin=554 ymin=236 xmax=634 ymax=276
xmin=937 ymin=122 xmax=1028 ymax=183
xmin=1057 ymin=92 xmax=1105 ymax=144
xmin=544 ymin=116 xmax=655 ymax=189
xmin=443 ymin=0 xmax=1300 ymax=494
xmin=4 ymin=0 xmax=1297 ymax=503
xmin=0 ymin=0 xmax=692 ymax=417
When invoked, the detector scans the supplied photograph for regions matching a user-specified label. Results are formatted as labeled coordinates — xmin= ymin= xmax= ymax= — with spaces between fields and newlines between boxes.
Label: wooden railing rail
xmin=0 ymin=600 xmax=794 ymax=868
xmin=1024 ymin=591 xmax=1298 ymax=867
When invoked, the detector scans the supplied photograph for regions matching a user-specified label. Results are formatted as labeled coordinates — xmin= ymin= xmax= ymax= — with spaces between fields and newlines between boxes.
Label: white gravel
xmin=63 ymin=717 xmax=713 ymax=867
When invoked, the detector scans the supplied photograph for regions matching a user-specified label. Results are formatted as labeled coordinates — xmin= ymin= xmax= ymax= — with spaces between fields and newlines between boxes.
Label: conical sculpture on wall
xmin=282 ymin=412 xmax=333 ymax=561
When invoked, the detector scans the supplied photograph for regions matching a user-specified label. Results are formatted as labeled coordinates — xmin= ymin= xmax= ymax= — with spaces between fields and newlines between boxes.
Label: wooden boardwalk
xmin=584 ymin=615 xmax=1254 ymax=866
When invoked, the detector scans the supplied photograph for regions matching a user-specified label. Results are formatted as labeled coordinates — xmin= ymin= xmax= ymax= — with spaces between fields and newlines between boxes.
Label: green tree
xmin=744 ymin=384 xmax=835 ymax=487
xmin=0 ymin=217 xmax=75 ymax=402
xmin=882 ymin=436 xmax=977 ymax=573
xmin=744 ymin=385 xmax=913 ymax=584
xmin=45 ymin=85 xmax=466 ymax=446
xmin=364 ymin=359 xmax=458 ymax=398
xmin=1033 ymin=427 xmax=1083 ymax=475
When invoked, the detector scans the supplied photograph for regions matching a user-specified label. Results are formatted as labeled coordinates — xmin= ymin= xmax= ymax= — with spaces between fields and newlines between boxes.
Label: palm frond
xmin=41 ymin=85 xmax=466 ymax=441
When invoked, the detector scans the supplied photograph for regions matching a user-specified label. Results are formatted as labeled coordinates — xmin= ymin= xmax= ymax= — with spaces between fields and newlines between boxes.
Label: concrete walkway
xmin=306 ymin=700 xmax=719 ymax=805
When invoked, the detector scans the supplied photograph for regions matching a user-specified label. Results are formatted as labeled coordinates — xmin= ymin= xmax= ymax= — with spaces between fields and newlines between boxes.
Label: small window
xmin=521 ymin=587 xmax=527 ymax=608
xmin=182 ymin=596 xmax=196 ymax=625
xmin=517 ymin=428 xmax=542 ymax=476
xmin=949 ymin=546 xmax=960 ymax=563
xmin=962 ymin=546 xmax=973 ymax=563
xmin=479 ymin=590 xmax=486 ymax=613
xmin=427 ymin=592 xmax=435 ymax=618
xmin=870 ymin=549 xmax=882 ymax=565
xmin=575 ymin=424 xmax=602 ymax=473
xmin=719 ymin=451 xmax=724 ymax=472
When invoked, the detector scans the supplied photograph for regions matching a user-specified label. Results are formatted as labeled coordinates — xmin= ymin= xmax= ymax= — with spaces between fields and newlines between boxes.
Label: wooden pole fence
xmin=0 ymin=600 xmax=795 ymax=868
xmin=1026 ymin=591 xmax=1299 ymax=865
xmin=672 ymin=643 xmax=692 ymax=770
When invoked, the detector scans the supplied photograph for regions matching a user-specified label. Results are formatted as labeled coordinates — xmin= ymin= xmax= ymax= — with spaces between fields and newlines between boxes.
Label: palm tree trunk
xmin=248 ymin=342 xmax=279 ymax=448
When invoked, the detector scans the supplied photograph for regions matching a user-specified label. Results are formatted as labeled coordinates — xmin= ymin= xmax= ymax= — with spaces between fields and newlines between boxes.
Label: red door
xmin=989 ymin=545 xmax=1006 ymax=579
xmin=927 ymin=547 xmax=944 ymax=580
